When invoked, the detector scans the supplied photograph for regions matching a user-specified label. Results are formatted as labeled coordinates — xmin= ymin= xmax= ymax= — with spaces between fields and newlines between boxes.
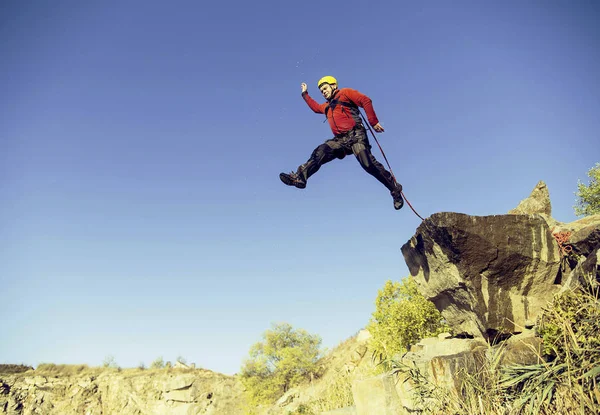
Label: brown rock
xmin=498 ymin=331 xmax=543 ymax=366
xmin=402 ymin=212 xmax=561 ymax=338
xmin=508 ymin=181 xmax=552 ymax=216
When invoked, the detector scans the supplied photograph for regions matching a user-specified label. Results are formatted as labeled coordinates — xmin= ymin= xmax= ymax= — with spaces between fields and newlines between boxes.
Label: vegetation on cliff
xmin=575 ymin=162 xmax=600 ymax=216
xmin=368 ymin=277 xmax=449 ymax=362
xmin=391 ymin=274 xmax=600 ymax=414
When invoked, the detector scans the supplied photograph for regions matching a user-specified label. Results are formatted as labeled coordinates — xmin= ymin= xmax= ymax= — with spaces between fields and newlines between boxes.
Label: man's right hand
xmin=301 ymin=83 xmax=307 ymax=93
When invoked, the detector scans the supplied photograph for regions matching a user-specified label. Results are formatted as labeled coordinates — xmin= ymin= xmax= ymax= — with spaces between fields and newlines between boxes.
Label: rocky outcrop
xmin=508 ymin=180 xmax=552 ymax=216
xmin=401 ymin=211 xmax=562 ymax=338
xmin=388 ymin=329 xmax=543 ymax=414
xmin=0 ymin=368 xmax=246 ymax=415
xmin=400 ymin=180 xmax=600 ymax=340
xmin=356 ymin=181 xmax=599 ymax=414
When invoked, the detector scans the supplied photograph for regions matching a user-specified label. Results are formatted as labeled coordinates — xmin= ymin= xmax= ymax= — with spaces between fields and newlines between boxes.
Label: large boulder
xmin=497 ymin=330 xmax=543 ymax=367
xmin=394 ymin=336 xmax=487 ymax=412
xmin=401 ymin=212 xmax=561 ymax=338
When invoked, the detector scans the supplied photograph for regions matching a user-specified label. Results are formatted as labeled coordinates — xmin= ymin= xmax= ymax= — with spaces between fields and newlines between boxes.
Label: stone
xmin=560 ymin=244 xmax=600 ymax=292
xmin=393 ymin=337 xmax=488 ymax=412
xmin=352 ymin=374 xmax=405 ymax=415
xmin=173 ymin=361 xmax=190 ymax=370
xmin=508 ymin=181 xmax=552 ymax=216
xmin=164 ymin=386 xmax=199 ymax=403
xmin=25 ymin=376 xmax=47 ymax=386
xmin=498 ymin=331 xmax=543 ymax=367
xmin=402 ymin=212 xmax=561 ymax=338
xmin=162 ymin=374 xmax=195 ymax=392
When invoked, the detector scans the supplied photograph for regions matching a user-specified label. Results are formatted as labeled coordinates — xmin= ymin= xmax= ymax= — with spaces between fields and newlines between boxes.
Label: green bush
xmin=574 ymin=162 xmax=600 ymax=216
xmin=150 ymin=356 xmax=165 ymax=369
xmin=368 ymin=277 xmax=448 ymax=361
xmin=240 ymin=322 xmax=322 ymax=407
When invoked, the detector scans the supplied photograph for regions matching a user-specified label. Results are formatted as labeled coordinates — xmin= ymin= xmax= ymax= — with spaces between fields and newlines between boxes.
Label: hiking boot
xmin=391 ymin=183 xmax=403 ymax=210
xmin=279 ymin=171 xmax=306 ymax=189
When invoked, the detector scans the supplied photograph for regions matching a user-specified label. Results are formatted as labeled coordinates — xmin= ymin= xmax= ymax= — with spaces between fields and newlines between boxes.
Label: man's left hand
xmin=373 ymin=123 xmax=385 ymax=133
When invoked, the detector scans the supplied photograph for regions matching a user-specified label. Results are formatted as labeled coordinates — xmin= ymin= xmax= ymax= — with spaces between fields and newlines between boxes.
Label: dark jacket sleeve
xmin=343 ymin=88 xmax=379 ymax=127
xmin=302 ymin=91 xmax=327 ymax=114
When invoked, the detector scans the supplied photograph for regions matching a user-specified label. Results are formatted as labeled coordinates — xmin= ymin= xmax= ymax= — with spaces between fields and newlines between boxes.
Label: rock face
xmin=401 ymin=212 xmax=561 ymax=338
xmin=508 ymin=180 xmax=552 ymax=216
xmin=352 ymin=374 xmax=403 ymax=415
xmin=394 ymin=335 xmax=489 ymax=412
xmin=0 ymin=368 xmax=246 ymax=415
xmin=331 ymin=182 xmax=600 ymax=415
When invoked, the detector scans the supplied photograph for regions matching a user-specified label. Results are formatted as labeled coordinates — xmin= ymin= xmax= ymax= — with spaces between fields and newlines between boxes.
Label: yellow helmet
xmin=318 ymin=76 xmax=337 ymax=88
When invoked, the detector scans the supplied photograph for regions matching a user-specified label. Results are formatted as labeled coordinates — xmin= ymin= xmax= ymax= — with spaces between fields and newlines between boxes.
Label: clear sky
xmin=1 ymin=1 xmax=598 ymax=376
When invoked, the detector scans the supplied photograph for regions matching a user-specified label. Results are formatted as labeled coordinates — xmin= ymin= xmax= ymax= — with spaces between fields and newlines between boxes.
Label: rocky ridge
xmin=0 ymin=366 xmax=246 ymax=415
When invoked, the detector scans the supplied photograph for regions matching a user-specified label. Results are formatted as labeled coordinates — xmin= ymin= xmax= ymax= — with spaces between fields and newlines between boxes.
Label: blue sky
xmin=1 ymin=1 xmax=598 ymax=375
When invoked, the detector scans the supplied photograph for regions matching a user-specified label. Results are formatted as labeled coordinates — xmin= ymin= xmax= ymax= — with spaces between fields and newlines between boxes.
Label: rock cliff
xmin=0 ymin=367 xmax=246 ymax=415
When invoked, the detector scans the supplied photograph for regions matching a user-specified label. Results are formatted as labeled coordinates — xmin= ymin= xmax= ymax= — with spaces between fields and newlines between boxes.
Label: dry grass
xmin=0 ymin=364 xmax=34 ymax=375
xmin=34 ymin=364 xmax=94 ymax=376
xmin=28 ymin=364 xmax=211 ymax=379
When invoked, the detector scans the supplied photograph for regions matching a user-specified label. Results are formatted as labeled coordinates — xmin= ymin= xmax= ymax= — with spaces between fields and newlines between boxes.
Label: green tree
xmin=240 ymin=322 xmax=322 ymax=407
xmin=575 ymin=162 xmax=600 ymax=216
xmin=368 ymin=277 xmax=448 ymax=360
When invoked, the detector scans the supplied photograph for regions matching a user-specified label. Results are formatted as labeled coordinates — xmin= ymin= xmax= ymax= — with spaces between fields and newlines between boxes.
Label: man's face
xmin=319 ymin=83 xmax=336 ymax=100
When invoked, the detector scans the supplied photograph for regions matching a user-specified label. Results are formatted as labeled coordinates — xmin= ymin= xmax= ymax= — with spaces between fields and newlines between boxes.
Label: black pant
xmin=297 ymin=127 xmax=397 ymax=192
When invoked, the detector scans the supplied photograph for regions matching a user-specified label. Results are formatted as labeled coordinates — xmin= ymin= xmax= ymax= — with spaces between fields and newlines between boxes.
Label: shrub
xmin=240 ymin=322 xmax=322 ymax=407
xmin=368 ymin=277 xmax=448 ymax=362
xmin=102 ymin=355 xmax=118 ymax=369
xmin=574 ymin=162 xmax=600 ymax=216
xmin=150 ymin=356 xmax=165 ymax=369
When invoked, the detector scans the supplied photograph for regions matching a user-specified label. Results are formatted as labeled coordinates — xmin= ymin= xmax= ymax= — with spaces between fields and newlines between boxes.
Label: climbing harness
xmin=359 ymin=111 xmax=426 ymax=221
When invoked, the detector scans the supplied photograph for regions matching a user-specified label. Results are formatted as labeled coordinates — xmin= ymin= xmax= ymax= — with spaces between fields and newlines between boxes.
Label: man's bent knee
xmin=356 ymin=150 xmax=375 ymax=170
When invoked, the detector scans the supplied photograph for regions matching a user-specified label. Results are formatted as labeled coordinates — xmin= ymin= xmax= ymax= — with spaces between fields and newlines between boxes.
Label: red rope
xmin=552 ymin=230 xmax=573 ymax=256
xmin=361 ymin=113 xmax=426 ymax=221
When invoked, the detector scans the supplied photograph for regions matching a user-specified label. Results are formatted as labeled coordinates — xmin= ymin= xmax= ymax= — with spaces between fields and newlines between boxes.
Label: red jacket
xmin=302 ymin=88 xmax=379 ymax=135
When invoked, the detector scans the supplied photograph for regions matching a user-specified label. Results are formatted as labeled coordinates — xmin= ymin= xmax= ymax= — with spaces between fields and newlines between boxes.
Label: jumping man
xmin=279 ymin=76 xmax=404 ymax=210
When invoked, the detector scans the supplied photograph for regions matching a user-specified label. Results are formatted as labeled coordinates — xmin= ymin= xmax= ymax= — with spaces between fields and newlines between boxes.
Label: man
xmin=279 ymin=76 xmax=404 ymax=210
